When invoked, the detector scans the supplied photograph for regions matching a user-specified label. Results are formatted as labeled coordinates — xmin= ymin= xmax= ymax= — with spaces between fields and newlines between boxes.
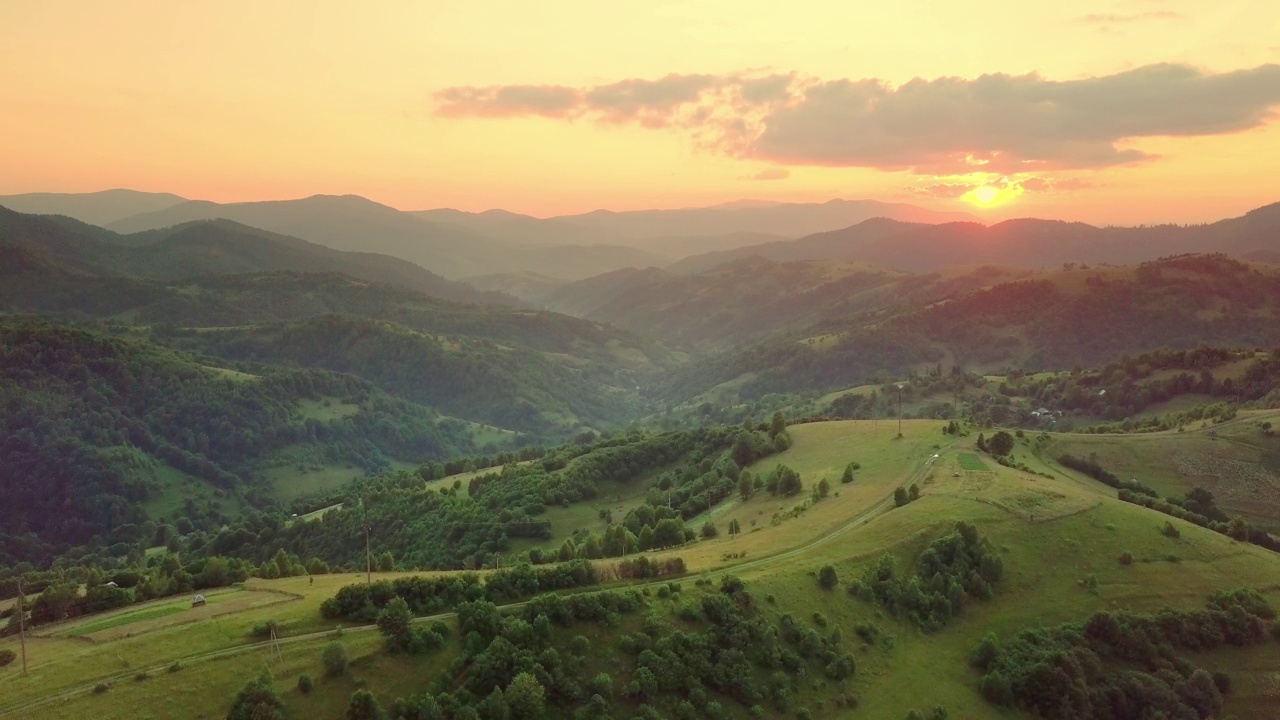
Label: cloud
xmin=1078 ymin=11 xmax=1184 ymax=24
xmin=909 ymin=176 xmax=1093 ymax=198
xmin=434 ymin=64 xmax=1280 ymax=174
xmin=747 ymin=167 xmax=790 ymax=181
xmin=434 ymin=85 xmax=581 ymax=118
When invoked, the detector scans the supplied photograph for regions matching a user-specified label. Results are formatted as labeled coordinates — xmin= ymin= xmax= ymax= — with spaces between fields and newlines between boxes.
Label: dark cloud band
xmin=434 ymin=64 xmax=1280 ymax=174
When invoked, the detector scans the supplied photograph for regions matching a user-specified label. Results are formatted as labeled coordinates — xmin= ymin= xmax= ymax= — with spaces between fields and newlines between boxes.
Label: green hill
xmin=161 ymin=314 xmax=649 ymax=435
xmin=0 ymin=318 xmax=477 ymax=566
xmin=662 ymin=254 xmax=1280 ymax=403
xmin=6 ymin=419 xmax=1280 ymax=719
xmin=0 ymin=206 xmax=512 ymax=306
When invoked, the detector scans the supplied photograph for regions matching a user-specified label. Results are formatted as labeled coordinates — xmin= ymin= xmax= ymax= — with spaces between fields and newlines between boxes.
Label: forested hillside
xmin=0 ymin=319 xmax=476 ymax=566
xmin=662 ymin=255 xmax=1280 ymax=402
xmin=159 ymin=314 xmax=646 ymax=435
xmin=0 ymin=206 xmax=509 ymax=306
xmin=533 ymin=259 xmax=1030 ymax=352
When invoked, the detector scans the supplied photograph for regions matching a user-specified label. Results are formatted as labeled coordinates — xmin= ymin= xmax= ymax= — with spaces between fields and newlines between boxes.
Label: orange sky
xmin=2 ymin=1 xmax=1279 ymax=224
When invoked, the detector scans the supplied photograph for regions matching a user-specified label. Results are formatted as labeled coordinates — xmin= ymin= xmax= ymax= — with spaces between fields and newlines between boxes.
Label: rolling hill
xmin=0 ymin=189 xmax=187 ymax=226
xmin=0 ymin=317 xmax=478 ymax=565
xmin=0 ymin=206 xmax=512 ymax=306
xmin=104 ymin=194 xmax=668 ymax=280
xmin=673 ymin=202 xmax=1280 ymax=274
xmin=659 ymin=254 xmax=1280 ymax=403
xmin=529 ymin=259 xmax=1032 ymax=352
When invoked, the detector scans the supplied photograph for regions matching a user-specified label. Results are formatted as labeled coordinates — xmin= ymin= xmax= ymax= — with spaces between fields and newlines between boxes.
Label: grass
xmin=956 ymin=452 xmax=988 ymax=471
xmin=67 ymin=605 xmax=188 ymax=637
xmin=9 ymin=418 xmax=1280 ymax=719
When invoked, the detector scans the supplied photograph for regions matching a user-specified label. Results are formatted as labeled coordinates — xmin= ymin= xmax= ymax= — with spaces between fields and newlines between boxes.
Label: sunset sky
xmin=3 ymin=0 xmax=1279 ymax=223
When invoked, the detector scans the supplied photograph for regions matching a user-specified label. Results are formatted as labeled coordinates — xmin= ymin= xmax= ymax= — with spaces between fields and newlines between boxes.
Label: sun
xmin=960 ymin=182 xmax=1022 ymax=208
xmin=972 ymin=186 xmax=999 ymax=205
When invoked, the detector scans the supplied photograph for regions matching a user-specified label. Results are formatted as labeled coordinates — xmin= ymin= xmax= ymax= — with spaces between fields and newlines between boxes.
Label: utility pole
xmin=897 ymin=384 xmax=904 ymax=437
xmin=17 ymin=578 xmax=27 ymax=676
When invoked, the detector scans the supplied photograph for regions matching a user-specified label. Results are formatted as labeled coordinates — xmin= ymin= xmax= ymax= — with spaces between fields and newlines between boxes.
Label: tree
xmin=654 ymin=518 xmax=685 ymax=548
xmin=728 ymin=519 xmax=741 ymax=536
xmin=976 ymin=433 xmax=988 ymax=452
xmin=841 ymin=462 xmax=858 ymax=484
xmin=376 ymin=551 xmax=394 ymax=572
xmin=817 ymin=478 xmax=831 ymax=499
xmin=987 ymin=431 xmax=1014 ymax=457
xmin=818 ymin=565 xmax=838 ymax=590
xmin=700 ymin=521 xmax=718 ymax=539
xmin=772 ymin=465 xmax=802 ymax=496
xmin=731 ymin=434 xmax=756 ymax=468
xmin=894 ymin=487 xmax=910 ymax=507
xmin=345 ymin=689 xmax=386 ymax=720
xmin=738 ymin=473 xmax=754 ymax=501
xmin=323 ymin=641 xmax=349 ymax=677
xmin=769 ymin=411 xmax=786 ymax=439
xmin=226 ymin=671 xmax=285 ymax=720
xmin=505 ymin=672 xmax=545 ymax=720
xmin=908 ymin=483 xmax=920 ymax=501
xmin=376 ymin=596 xmax=414 ymax=652
xmin=557 ymin=538 xmax=577 ymax=562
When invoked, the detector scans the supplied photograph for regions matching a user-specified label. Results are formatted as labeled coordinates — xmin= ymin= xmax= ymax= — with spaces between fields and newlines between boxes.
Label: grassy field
xmin=1042 ymin=409 xmax=1280 ymax=529
xmin=7 ymin=418 xmax=1280 ymax=719
xmin=956 ymin=452 xmax=987 ymax=471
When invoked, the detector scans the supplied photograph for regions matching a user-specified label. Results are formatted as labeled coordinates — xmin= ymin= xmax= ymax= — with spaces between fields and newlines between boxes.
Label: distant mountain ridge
xmin=0 ymin=206 xmax=510 ymax=306
xmin=671 ymin=203 xmax=1280 ymax=274
xmin=0 ymin=189 xmax=187 ymax=226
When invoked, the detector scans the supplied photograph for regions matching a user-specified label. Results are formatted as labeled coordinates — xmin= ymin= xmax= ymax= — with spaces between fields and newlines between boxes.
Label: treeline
xmin=321 ymin=559 xmax=602 ymax=622
xmin=1057 ymin=452 xmax=1280 ymax=555
xmin=204 ymin=426 xmax=776 ymax=571
xmin=973 ymin=589 xmax=1277 ymax=719
xmin=850 ymin=522 xmax=1003 ymax=633
xmin=1118 ymin=488 xmax=1280 ymax=554
xmin=1 ymin=552 xmax=259 ymax=636
xmin=0 ymin=318 xmax=474 ymax=566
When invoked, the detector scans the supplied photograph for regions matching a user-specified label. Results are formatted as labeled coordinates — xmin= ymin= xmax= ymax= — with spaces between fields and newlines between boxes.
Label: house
xmin=191 ymin=594 xmax=206 ymax=608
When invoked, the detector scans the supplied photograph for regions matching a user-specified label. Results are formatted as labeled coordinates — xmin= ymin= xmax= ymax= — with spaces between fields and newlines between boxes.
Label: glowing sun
xmin=972 ymin=186 xmax=999 ymax=205
xmin=961 ymin=182 xmax=1022 ymax=208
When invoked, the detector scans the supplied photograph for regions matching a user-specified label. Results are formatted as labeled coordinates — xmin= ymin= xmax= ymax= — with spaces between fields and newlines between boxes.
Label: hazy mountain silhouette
xmin=0 ymin=206 xmax=512 ymax=305
xmin=671 ymin=203 xmax=1280 ymax=273
xmin=0 ymin=189 xmax=187 ymax=226
xmin=107 ymin=194 xmax=667 ymax=279
xmin=416 ymin=199 xmax=971 ymax=251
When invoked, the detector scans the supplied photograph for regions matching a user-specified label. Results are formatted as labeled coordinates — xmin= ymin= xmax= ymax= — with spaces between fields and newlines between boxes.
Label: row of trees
xmin=973 ymin=589 xmax=1277 ymax=719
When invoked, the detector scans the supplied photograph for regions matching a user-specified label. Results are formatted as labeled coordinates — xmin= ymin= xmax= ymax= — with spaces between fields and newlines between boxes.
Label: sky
xmin=2 ymin=0 xmax=1279 ymax=224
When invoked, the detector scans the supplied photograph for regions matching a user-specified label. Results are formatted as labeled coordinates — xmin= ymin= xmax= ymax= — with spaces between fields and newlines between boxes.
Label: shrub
xmin=134 ymin=671 xmax=149 ymax=682
xmin=0 ymin=649 xmax=15 ymax=668
xmin=249 ymin=620 xmax=283 ymax=638
xmin=1118 ymin=551 xmax=1135 ymax=566
xmin=297 ymin=673 xmax=314 ymax=694
xmin=93 ymin=682 xmax=110 ymax=694
xmin=322 ymin=641 xmax=348 ymax=677
xmin=1211 ymin=671 xmax=1232 ymax=695
xmin=168 ymin=661 xmax=182 ymax=673
xmin=1162 ymin=520 xmax=1181 ymax=538
xmin=818 ymin=565 xmax=838 ymax=590
xmin=227 ymin=672 xmax=284 ymax=720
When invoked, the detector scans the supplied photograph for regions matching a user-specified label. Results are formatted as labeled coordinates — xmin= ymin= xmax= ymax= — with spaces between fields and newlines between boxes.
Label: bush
xmin=1211 ymin=671 xmax=1232 ymax=695
xmin=227 ymin=672 xmax=284 ymax=720
xmin=0 ymin=649 xmax=15 ymax=668
xmin=322 ymin=641 xmax=349 ymax=677
xmin=297 ymin=673 xmax=314 ymax=694
xmin=1118 ymin=551 xmax=1135 ymax=566
xmin=818 ymin=565 xmax=838 ymax=590
xmin=93 ymin=682 xmax=110 ymax=694
xmin=134 ymin=671 xmax=149 ymax=682
xmin=168 ymin=661 xmax=182 ymax=673
xmin=1162 ymin=520 xmax=1182 ymax=538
